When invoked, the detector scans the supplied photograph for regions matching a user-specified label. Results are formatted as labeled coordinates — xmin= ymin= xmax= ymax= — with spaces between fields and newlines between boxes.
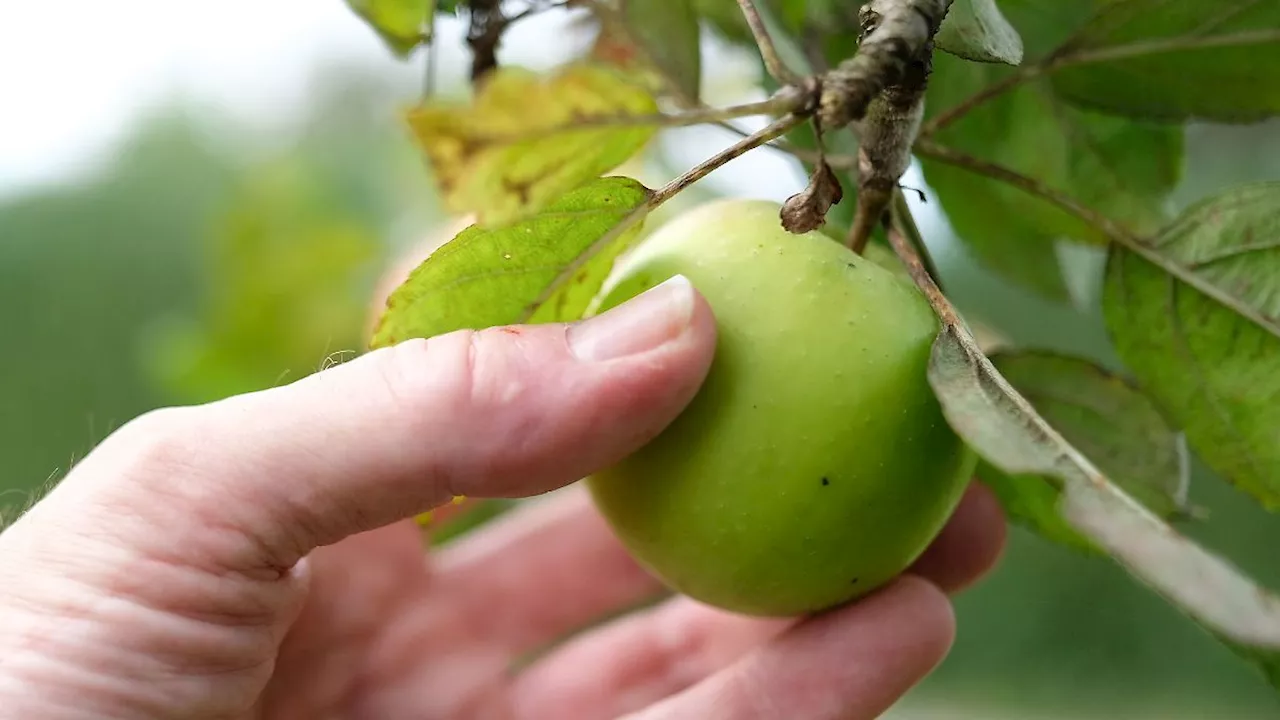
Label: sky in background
xmin=0 ymin=0 xmax=952 ymax=260
xmin=0 ymin=1 xmax=824 ymax=197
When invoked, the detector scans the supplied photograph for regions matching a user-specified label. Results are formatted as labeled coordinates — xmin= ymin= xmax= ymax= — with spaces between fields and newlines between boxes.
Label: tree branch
xmin=844 ymin=39 xmax=932 ymax=253
xmin=818 ymin=0 xmax=954 ymax=130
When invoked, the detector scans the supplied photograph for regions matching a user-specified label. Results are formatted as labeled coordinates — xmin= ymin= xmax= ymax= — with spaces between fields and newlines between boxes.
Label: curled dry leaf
xmin=781 ymin=160 xmax=845 ymax=233
xmin=884 ymin=211 xmax=1280 ymax=691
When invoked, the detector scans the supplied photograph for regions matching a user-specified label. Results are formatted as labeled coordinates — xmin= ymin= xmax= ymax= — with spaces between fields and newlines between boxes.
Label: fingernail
xmin=569 ymin=274 xmax=696 ymax=361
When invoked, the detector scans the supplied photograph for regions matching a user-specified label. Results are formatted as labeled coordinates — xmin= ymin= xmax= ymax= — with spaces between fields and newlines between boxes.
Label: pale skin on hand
xmin=0 ymin=219 xmax=1006 ymax=719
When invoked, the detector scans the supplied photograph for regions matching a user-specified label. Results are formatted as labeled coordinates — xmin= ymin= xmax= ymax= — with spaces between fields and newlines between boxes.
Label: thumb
xmin=24 ymin=274 xmax=715 ymax=574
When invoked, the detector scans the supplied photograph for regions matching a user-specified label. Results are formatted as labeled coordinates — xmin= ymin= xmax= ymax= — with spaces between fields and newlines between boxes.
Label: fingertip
xmin=909 ymin=480 xmax=1008 ymax=594
xmin=624 ymin=576 xmax=958 ymax=720
xmin=882 ymin=574 xmax=956 ymax=669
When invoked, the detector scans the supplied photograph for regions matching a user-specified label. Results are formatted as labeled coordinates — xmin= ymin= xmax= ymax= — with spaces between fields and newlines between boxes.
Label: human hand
xmin=0 ymin=227 xmax=1005 ymax=719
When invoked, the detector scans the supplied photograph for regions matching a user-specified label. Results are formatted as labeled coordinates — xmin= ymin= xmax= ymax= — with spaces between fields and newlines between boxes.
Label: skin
xmin=0 ymin=218 xmax=1006 ymax=719
xmin=589 ymin=199 xmax=978 ymax=616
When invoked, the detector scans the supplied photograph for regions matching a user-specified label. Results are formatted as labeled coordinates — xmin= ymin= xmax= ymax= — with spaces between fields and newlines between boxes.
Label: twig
xmin=655 ymin=114 xmax=807 ymax=202
xmin=736 ymin=0 xmax=802 ymax=85
xmin=913 ymin=139 xmax=1128 ymax=238
xmin=918 ymin=66 xmax=1041 ymax=137
xmin=518 ymin=114 xmax=808 ymax=321
xmin=425 ymin=88 xmax=812 ymax=146
xmin=913 ymin=139 xmax=1280 ymax=338
xmin=818 ymin=0 xmax=953 ymax=130
xmin=421 ymin=5 xmax=440 ymax=101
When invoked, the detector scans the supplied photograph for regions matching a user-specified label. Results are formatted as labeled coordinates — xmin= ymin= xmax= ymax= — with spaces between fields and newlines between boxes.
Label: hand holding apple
xmin=0 ymin=207 xmax=1003 ymax=719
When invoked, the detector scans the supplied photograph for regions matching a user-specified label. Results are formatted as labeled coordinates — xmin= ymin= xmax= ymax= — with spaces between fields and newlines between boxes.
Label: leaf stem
xmin=736 ymin=0 xmax=803 ymax=85
xmin=889 ymin=190 xmax=944 ymax=293
xmin=885 ymin=212 xmax=959 ymax=328
xmin=918 ymin=65 xmax=1042 ymax=137
xmin=913 ymin=139 xmax=1128 ymax=237
xmin=446 ymin=88 xmax=811 ymax=145
xmin=518 ymin=113 xmax=807 ymax=321
xmin=653 ymin=114 xmax=808 ymax=204
xmin=421 ymin=4 xmax=439 ymax=101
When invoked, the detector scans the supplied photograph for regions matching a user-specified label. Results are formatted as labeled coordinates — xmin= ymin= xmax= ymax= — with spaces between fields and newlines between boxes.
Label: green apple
xmin=585 ymin=198 xmax=977 ymax=617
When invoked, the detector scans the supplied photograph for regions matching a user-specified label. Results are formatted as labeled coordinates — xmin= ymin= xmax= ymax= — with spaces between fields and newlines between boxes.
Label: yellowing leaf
xmin=370 ymin=176 xmax=653 ymax=348
xmin=345 ymin=0 xmax=433 ymax=58
xmin=406 ymin=64 xmax=659 ymax=226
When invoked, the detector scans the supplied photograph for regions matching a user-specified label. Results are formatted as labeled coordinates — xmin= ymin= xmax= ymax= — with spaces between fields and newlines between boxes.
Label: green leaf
xmin=370 ymin=177 xmax=653 ymax=347
xmin=920 ymin=1 xmax=1184 ymax=300
xmin=927 ymin=322 xmax=1280 ymax=692
xmin=345 ymin=0 xmax=433 ymax=58
xmin=978 ymin=350 xmax=1190 ymax=551
xmin=935 ymin=0 xmax=1025 ymax=65
xmin=405 ymin=63 xmax=659 ymax=227
xmin=1103 ymin=182 xmax=1280 ymax=511
xmin=1050 ymin=0 xmax=1280 ymax=123
xmin=619 ymin=0 xmax=703 ymax=103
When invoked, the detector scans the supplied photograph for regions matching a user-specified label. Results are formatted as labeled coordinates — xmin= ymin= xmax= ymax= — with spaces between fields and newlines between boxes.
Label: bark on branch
xmin=819 ymin=0 xmax=954 ymax=130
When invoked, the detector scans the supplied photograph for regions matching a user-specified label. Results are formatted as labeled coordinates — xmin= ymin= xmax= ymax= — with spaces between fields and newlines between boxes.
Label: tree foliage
xmin=344 ymin=0 xmax=1280 ymax=695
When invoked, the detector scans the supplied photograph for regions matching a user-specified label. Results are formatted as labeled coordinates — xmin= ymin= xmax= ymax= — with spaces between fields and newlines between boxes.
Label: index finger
xmin=620 ymin=576 xmax=954 ymax=720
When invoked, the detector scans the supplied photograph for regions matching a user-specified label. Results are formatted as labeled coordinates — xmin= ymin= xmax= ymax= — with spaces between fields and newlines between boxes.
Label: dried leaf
xmin=781 ymin=160 xmax=845 ymax=233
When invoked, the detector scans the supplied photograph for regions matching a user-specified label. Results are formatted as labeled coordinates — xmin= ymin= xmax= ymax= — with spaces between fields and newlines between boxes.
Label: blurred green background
xmin=2 ymin=3 xmax=1279 ymax=719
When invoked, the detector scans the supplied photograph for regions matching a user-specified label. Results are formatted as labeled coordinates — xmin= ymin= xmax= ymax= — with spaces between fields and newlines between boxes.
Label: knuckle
xmin=372 ymin=335 xmax=467 ymax=419
xmin=374 ymin=328 xmax=531 ymax=423
xmin=102 ymin=406 xmax=203 ymax=481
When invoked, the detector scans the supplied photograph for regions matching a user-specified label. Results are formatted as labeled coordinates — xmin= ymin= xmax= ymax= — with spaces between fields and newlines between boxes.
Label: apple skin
xmin=585 ymin=198 xmax=978 ymax=617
